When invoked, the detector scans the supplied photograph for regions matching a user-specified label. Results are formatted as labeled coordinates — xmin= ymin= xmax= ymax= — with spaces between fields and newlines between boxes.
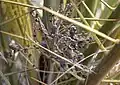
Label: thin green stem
xmin=69 ymin=71 xmax=85 ymax=82
xmin=70 ymin=0 xmax=89 ymax=26
xmin=100 ymin=0 xmax=116 ymax=10
xmin=81 ymin=1 xmax=102 ymax=27
xmin=0 ymin=30 xmax=29 ymax=41
xmin=30 ymin=77 xmax=47 ymax=85
xmin=74 ymin=18 xmax=120 ymax=21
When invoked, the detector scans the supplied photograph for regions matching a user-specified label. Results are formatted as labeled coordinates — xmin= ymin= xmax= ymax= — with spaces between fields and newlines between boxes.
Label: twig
xmin=100 ymin=0 xmax=116 ymax=10
xmin=81 ymin=1 xmax=102 ymax=27
xmin=74 ymin=18 xmax=120 ymax=21
xmin=0 ymin=30 xmax=29 ymax=41
xmin=30 ymin=77 xmax=47 ymax=85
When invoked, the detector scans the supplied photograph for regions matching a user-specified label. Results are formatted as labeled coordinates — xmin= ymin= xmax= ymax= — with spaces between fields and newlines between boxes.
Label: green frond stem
xmin=74 ymin=18 xmax=120 ymax=21
xmin=70 ymin=0 xmax=89 ymax=26
xmin=0 ymin=0 xmax=119 ymax=44
xmin=81 ymin=1 xmax=102 ymax=28
xmin=100 ymin=0 xmax=116 ymax=10
xmin=92 ymin=34 xmax=106 ymax=50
